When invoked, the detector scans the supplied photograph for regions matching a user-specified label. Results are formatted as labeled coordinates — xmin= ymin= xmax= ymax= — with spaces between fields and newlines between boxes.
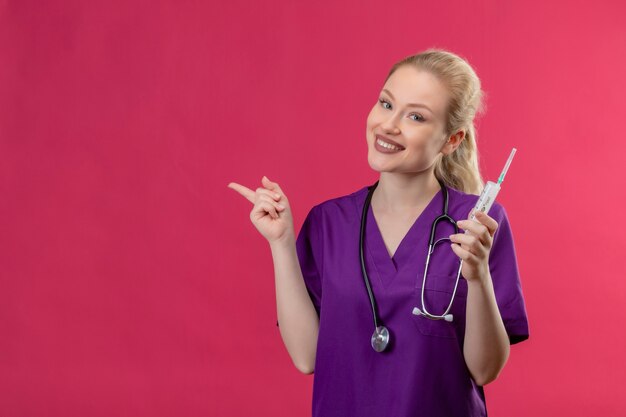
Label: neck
xmin=372 ymin=169 xmax=441 ymax=212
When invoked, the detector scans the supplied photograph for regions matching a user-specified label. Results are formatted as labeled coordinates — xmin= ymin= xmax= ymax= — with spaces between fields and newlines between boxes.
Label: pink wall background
xmin=1 ymin=0 xmax=625 ymax=415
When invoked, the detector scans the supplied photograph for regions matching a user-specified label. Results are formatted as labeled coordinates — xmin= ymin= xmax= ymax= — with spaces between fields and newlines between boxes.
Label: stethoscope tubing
xmin=360 ymin=181 xmax=381 ymax=330
xmin=360 ymin=179 xmax=464 ymax=351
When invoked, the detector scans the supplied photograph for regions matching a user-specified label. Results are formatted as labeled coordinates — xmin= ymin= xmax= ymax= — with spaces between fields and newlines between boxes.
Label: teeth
xmin=376 ymin=138 xmax=402 ymax=150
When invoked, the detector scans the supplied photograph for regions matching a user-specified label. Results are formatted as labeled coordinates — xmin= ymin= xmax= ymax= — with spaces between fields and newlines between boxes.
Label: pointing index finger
xmin=227 ymin=182 xmax=256 ymax=204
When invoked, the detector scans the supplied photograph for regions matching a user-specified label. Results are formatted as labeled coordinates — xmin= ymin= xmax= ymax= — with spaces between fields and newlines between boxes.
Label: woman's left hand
xmin=449 ymin=210 xmax=499 ymax=284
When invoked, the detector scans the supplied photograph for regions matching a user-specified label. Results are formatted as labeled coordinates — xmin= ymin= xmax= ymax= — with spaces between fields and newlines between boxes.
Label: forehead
xmin=382 ymin=65 xmax=448 ymax=116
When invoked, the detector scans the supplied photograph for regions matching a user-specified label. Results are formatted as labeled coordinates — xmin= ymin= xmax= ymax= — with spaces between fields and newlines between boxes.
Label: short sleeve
xmin=488 ymin=203 xmax=530 ymax=345
xmin=276 ymin=204 xmax=324 ymax=327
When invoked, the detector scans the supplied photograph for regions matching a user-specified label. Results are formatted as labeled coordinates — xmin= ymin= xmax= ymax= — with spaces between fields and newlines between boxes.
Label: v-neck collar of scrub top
xmin=361 ymin=185 xmax=445 ymax=288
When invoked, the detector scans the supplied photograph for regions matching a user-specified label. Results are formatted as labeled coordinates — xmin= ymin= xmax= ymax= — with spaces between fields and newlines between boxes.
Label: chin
xmin=367 ymin=154 xmax=395 ymax=173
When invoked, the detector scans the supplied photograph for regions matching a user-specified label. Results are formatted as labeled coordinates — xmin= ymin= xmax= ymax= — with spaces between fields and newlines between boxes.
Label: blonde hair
xmin=384 ymin=48 xmax=486 ymax=195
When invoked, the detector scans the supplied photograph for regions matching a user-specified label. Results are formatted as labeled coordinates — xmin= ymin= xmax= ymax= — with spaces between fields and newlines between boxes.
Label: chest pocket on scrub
xmin=411 ymin=274 xmax=469 ymax=339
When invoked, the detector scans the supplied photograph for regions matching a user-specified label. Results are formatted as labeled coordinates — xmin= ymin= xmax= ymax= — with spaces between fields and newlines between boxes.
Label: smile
xmin=376 ymin=138 xmax=404 ymax=151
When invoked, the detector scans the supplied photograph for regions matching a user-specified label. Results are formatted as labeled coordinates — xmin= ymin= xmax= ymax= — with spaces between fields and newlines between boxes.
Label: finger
xmin=450 ymin=241 xmax=477 ymax=262
xmin=456 ymin=219 xmax=491 ymax=246
xmin=449 ymin=233 xmax=487 ymax=257
xmin=258 ymin=194 xmax=286 ymax=211
xmin=474 ymin=211 xmax=498 ymax=237
xmin=256 ymin=187 xmax=283 ymax=202
xmin=468 ymin=208 xmax=497 ymax=232
xmin=257 ymin=200 xmax=280 ymax=220
xmin=227 ymin=182 xmax=256 ymax=203
xmin=262 ymin=176 xmax=285 ymax=196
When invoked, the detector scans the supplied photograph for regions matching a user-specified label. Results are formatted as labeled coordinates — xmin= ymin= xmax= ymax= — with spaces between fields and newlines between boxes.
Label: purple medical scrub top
xmin=288 ymin=184 xmax=529 ymax=417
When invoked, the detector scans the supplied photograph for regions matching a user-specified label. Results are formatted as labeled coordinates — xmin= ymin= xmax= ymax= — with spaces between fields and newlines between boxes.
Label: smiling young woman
xmin=229 ymin=48 xmax=529 ymax=417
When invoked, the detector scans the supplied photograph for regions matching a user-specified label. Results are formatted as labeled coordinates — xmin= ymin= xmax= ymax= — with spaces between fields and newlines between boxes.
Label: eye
xmin=379 ymin=98 xmax=425 ymax=123
xmin=378 ymin=98 xmax=391 ymax=109
xmin=410 ymin=113 xmax=425 ymax=122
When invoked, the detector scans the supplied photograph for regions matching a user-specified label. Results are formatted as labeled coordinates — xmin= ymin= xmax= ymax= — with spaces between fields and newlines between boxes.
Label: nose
xmin=380 ymin=113 xmax=400 ymax=134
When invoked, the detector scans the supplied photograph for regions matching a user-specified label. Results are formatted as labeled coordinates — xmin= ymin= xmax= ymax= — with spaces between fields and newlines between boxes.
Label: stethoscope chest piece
xmin=371 ymin=326 xmax=390 ymax=352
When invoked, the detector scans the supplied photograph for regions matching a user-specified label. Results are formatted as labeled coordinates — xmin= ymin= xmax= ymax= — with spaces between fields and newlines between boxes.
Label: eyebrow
xmin=382 ymin=89 xmax=433 ymax=114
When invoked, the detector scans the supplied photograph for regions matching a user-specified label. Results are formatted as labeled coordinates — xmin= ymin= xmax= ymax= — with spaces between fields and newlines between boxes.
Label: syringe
xmin=467 ymin=148 xmax=517 ymax=222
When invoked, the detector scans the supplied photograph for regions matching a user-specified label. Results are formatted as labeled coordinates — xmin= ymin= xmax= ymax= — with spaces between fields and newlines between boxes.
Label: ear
xmin=440 ymin=130 xmax=465 ymax=156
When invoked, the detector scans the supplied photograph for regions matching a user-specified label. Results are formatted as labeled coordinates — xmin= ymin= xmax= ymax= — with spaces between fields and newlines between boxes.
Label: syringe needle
xmin=498 ymin=148 xmax=517 ymax=184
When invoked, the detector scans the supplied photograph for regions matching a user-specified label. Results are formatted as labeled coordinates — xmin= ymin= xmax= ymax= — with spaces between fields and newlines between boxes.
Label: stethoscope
xmin=360 ymin=178 xmax=465 ymax=352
